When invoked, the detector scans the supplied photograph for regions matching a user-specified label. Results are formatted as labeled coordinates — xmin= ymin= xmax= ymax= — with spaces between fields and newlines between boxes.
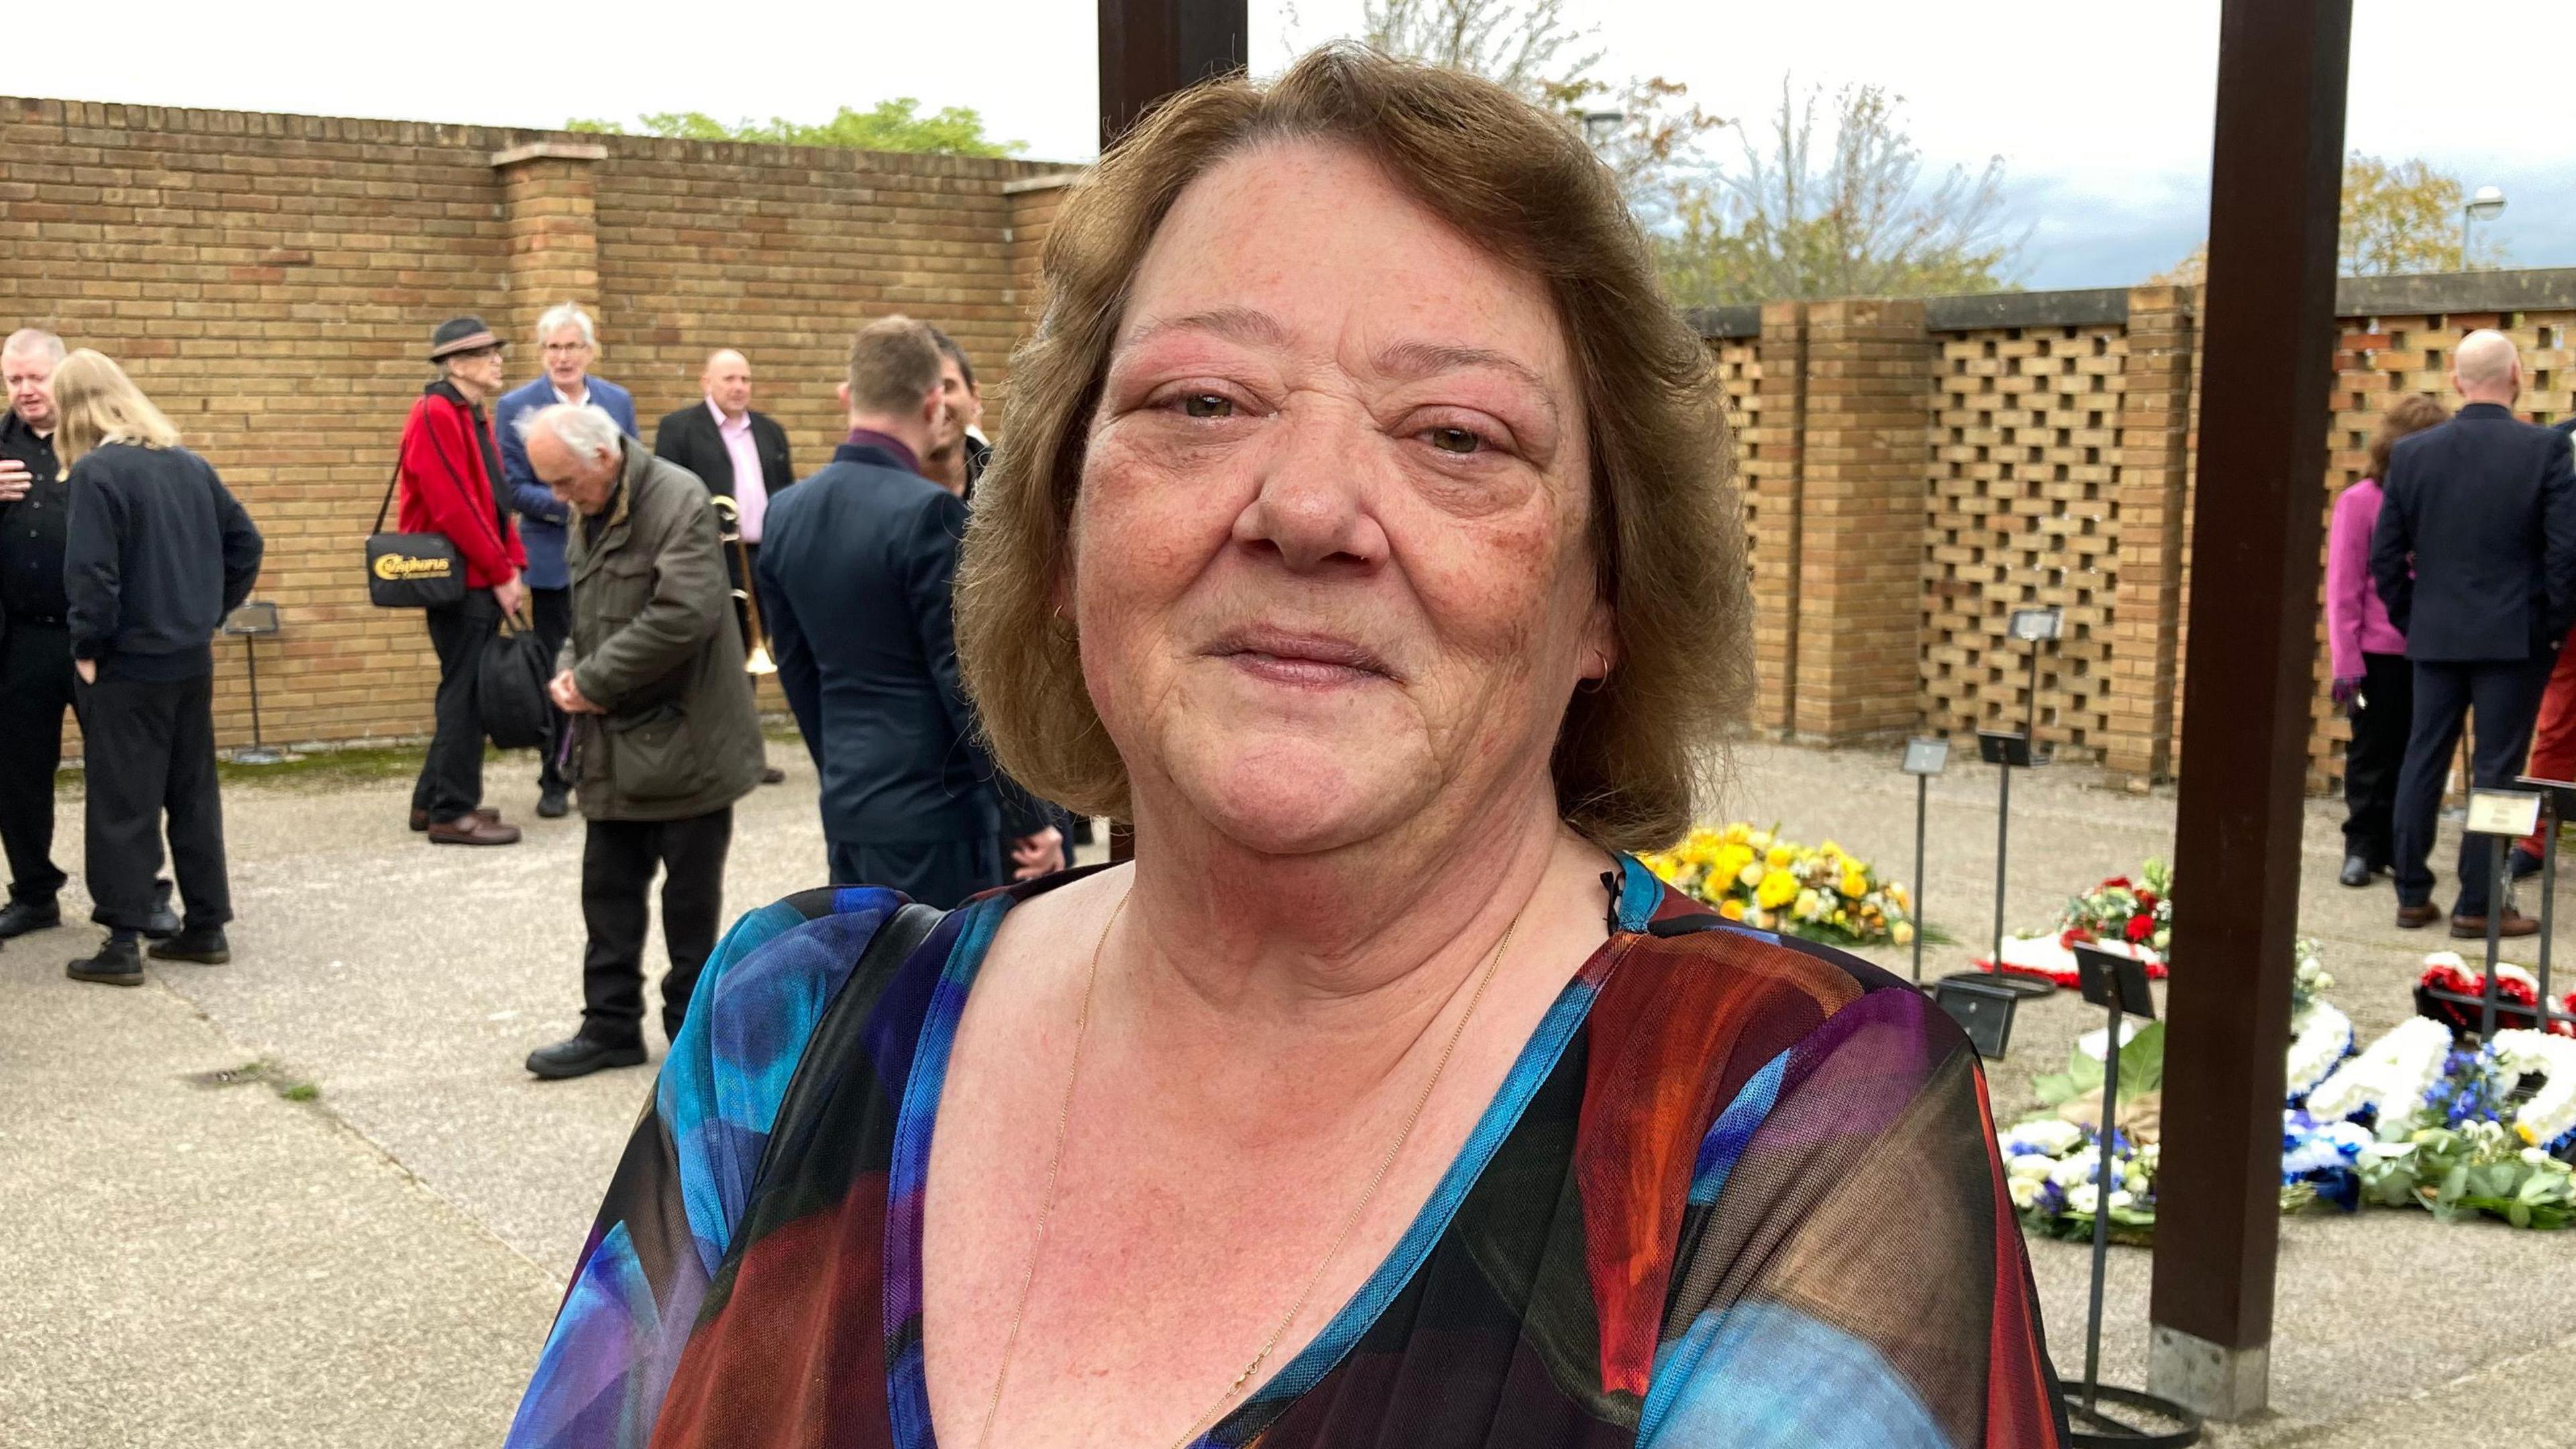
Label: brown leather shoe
xmin=2394 ymin=902 xmax=2443 ymax=930
xmin=411 ymin=806 xmax=498 ymax=833
xmin=426 ymin=812 xmax=521 ymax=847
xmin=2451 ymin=910 xmax=2540 ymax=939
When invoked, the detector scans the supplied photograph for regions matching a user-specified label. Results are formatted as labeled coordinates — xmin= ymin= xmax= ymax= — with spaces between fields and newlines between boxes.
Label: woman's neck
xmin=1106 ymin=772 xmax=1606 ymax=1099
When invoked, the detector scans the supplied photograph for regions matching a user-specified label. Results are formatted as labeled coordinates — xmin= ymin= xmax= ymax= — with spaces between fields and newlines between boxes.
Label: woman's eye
xmin=1181 ymin=392 xmax=1234 ymax=419
xmin=1426 ymin=426 xmax=1483 ymax=455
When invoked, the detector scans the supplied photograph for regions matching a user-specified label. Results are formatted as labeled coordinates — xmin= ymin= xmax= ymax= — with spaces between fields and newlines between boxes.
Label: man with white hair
xmin=512 ymin=403 xmax=761 ymax=1079
xmin=0 ymin=329 xmax=80 ymax=935
xmin=496 ymin=303 xmax=637 ymax=820
xmin=2373 ymin=327 xmax=2576 ymax=938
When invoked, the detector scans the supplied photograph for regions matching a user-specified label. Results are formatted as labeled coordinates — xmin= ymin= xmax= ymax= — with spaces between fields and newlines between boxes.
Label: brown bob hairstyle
xmin=2365 ymin=392 xmax=2449 ymax=482
xmin=955 ymin=44 xmax=1749 ymax=853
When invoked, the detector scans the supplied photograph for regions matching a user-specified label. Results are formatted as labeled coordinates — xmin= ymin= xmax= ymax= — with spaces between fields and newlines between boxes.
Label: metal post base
xmin=2146 ymin=1326 xmax=2267 ymax=1421
xmin=2060 ymin=1383 xmax=2204 ymax=1448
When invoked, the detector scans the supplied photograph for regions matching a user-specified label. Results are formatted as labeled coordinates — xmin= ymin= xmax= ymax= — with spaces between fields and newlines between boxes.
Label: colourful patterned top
xmin=505 ymin=858 xmax=2067 ymax=1448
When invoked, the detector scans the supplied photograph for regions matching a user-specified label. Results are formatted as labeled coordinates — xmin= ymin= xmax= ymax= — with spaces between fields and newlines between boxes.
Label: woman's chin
xmin=1167 ymin=745 xmax=1431 ymax=859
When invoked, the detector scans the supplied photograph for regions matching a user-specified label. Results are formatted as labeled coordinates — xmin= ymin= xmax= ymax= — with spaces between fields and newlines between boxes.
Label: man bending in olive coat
xmin=513 ymin=403 xmax=763 ymax=1079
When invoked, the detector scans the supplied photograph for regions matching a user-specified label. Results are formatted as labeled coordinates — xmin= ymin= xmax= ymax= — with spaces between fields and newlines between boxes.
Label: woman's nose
xmin=1230 ymin=411 xmax=1389 ymax=574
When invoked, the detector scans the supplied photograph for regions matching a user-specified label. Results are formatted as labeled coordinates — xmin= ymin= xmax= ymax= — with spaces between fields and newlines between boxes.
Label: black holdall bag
xmin=365 ymin=456 xmax=466 ymax=608
xmin=479 ymin=610 xmax=556 ymax=751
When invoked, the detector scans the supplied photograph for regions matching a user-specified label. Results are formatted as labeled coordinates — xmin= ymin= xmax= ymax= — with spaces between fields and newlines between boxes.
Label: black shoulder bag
xmin=366 ymin=454 xmax=467 ymax=608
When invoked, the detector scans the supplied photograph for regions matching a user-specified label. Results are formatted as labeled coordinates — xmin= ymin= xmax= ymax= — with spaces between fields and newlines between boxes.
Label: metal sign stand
xmin=2065 ymin=943 xmax=2202 ymax=1448
xmin=2419 ymin=789 xmax=2552 ymax=1039
xmin=1974 ymin=608 xmax=2063 ymax=1001
xmin=221 ymin=602 xmax=290 ymax=765
xmin=2516 ymin=775 xmax=2571 ymax=1034
xmin=1900 ymin=736 xmax=1950 ymax=985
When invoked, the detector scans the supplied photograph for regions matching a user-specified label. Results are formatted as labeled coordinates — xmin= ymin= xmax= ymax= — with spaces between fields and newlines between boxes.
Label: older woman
xmin=507 ymin=47 xmax=2064 ymax=1449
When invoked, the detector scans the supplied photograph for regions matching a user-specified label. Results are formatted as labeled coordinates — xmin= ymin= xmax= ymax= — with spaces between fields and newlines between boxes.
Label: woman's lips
xmin=1210 ymin=629 xmax=1393 ymax=688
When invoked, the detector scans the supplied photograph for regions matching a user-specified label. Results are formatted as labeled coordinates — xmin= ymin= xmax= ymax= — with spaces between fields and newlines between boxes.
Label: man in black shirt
xmin=0 ymin=329 xmax=77 ymax=939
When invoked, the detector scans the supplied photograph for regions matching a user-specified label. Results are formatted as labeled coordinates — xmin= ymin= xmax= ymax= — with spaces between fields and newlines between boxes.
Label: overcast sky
xmin=14 ymin=0 xmax=2572 ymax=289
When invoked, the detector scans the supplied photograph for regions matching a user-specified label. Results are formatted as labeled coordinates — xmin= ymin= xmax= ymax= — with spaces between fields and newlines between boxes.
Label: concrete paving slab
xmin=0 ymin=936 xmax=558 ymax=1448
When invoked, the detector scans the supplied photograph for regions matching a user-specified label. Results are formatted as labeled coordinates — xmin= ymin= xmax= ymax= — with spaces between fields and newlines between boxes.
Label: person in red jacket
xmin=401 ymin=316 xmax=528 ymax=845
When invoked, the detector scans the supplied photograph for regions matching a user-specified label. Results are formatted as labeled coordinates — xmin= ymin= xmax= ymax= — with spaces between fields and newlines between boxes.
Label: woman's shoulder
xmin=1587 ymin=857 xmax=1955 ymax=1120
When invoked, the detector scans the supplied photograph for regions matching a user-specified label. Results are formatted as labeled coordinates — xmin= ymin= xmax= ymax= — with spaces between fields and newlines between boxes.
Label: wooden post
xmin=2146 ymin=0 xmax=2351 ymax=1421
xmin=1097 ymin=0 xmax=1243 ymax=863
xmin=1097 ymin=0 xmax=1249 ymax=150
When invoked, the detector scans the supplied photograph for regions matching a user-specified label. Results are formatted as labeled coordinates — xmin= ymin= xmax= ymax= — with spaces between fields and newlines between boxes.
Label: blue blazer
xmin=2371 ymin=401 xmax=2576 ymax=663
xmin=755 ymin=441 xmax=1002 ymax=845
xmin=494 ymin=375 xmax=638 ymax=590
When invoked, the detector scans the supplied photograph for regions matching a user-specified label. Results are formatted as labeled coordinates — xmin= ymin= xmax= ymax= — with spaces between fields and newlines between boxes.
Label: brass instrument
xmin=708 ymin=494 xmax=778 ymax=676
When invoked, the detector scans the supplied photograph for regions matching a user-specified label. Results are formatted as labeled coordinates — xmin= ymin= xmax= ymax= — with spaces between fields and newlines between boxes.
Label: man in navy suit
xmin=2373 ymin=330 xmax=2576 ymax=937
xmin=496 ymin=303 xmax=637 ymax=820
xmin=755 ymin=317 xmax=1059 ymax=907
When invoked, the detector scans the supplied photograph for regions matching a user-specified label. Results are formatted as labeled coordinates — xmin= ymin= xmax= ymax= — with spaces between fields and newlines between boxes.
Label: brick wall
xmin=1695 ymin=268 xmax=2576 ymax=792
xmin=0 ymin=95 xmax=1059 ymax=756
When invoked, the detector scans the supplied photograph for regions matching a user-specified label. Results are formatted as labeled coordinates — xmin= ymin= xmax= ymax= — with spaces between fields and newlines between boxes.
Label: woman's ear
xmin=1581 ymin=600 xmax=1617 ymax=682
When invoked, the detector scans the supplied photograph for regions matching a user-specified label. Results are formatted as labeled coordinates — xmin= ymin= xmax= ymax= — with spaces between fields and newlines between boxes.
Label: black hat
xmin=429 ymin=315 xmax=502 ymax=361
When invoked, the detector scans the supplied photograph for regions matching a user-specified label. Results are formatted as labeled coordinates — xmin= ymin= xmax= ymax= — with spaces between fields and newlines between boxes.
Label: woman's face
xmin=1073 ymin=139 xmax=1613 ymax=857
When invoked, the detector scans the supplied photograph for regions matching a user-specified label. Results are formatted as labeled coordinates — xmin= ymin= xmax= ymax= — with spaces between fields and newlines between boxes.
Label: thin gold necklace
xmin=971 ymin=888 xmax=1527 ymax=1449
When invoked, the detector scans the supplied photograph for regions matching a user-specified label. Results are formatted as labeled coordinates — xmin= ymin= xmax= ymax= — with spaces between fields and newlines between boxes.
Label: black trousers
xmin=581 ymin=806 xmax=732 ymax=1046
xmin=2392 ymin=655 xmax=2553 ymax=917
xmin=2341 ymin=650 xmax=2414 ymax=867
xmin=411 ymin=589 xmax=499 ymax=824
xmin=79 ymin=670 xmax=229 ymax=935
xmin=827 ymin=834 xmax=1002 ymax=910
xmin=0 ymin=621 xmax=78 ymax=903
xmin=530 ymin=586 xmax=572 ymax=794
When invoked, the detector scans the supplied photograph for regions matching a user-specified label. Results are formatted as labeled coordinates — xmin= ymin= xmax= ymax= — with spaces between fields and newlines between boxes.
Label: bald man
xmin=2373 ymin=329 xmax=2576 ymax=938
xmin=653 ymin=350 xmax=796 ymax=784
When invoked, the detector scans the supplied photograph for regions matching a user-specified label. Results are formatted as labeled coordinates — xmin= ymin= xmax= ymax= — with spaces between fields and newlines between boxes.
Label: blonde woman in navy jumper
xmin=53 ymin=350 xmax=262 ymax=985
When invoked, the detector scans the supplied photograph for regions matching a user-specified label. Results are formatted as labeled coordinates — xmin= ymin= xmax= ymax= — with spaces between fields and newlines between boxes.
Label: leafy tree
xmin=567 ymin=99 xmax=1022 ymax=157
xmin=2149 ymin=152 xmax=2508 ymax=284
xmin=1659 ymin=79 xmax=2022 ymax=307
xmin=2341 ymin=152 xmax=2504 ymax=275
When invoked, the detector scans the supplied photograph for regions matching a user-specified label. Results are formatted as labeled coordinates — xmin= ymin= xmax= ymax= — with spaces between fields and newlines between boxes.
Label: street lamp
xmin=2463 ymin=184 xmax=2506 ymax=268
xmin=1580 ymin=109 xmax=1625 ymax=150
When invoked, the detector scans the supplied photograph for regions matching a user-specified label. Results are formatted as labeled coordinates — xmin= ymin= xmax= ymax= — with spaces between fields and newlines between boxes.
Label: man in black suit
xmin=2373 ymin=329 xmax=2576 ymax=937
xmin=653 ymin=348 xmax=794 ymax=785
xmin=754 ymin=317 xmax=1059 ymax=908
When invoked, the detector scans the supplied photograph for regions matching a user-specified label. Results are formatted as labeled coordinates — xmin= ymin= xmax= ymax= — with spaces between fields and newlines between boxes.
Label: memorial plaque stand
xmin=2066 ymin=943 xmax=2202 ymax=1449
xmin=1900 ymin=737 xmax=1950 ymax=984
xmin=2520 ymin=775 xmax=2575 ymax=1032
xmin=1976 ymin=728 xmax=2054 ymax=1000
xmin=222 ymin=602 xmax=289 ymax=765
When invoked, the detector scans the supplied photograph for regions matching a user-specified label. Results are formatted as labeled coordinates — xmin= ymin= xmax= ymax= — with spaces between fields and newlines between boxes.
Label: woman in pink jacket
xmin=2328 ymin=394 xmax=2448 ymax=887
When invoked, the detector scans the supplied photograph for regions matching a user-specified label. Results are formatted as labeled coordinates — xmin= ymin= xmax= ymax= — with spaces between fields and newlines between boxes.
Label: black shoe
xmin=67 ymin=936 xmax=145 ymax=986
xmin=536 ymin=788 xmax=570 ymax=820
xmin=525 ymin=1034 xmax=647 ymax=1079
xmin=759 ymin=765 xmax=786 ymax=785
xmin=148 ymin=928 xmax=230 ymax=965
xmin=2339 ymin=855 xmax=2376 ymax=889
xmin=142 ymin=879 xmax=180 ymax=941
xmin=2511 ymin=848 xmax=2545 ymax=881
xmin=0 ymin=898 xmax=60 ymax=938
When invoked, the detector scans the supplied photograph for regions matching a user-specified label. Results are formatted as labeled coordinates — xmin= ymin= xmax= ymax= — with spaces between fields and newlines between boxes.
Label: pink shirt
xmin=712 ymin=399 xmax=766 ymax=543
xmin=2326 ymin=477 xmax=2406 ymax=678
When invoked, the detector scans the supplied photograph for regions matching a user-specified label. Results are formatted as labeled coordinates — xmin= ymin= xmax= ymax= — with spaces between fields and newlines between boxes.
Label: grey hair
xmin=3 ymin=328 xmax=66 ymax=364
xmin=515 ymin=402 xmax=623 ymax=464
xmin=535 ymin=303 xmax=597 ymax=350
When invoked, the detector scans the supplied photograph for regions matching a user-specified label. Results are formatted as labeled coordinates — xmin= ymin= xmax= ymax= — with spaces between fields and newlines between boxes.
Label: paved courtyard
xmin=2 ymin=737 xmax=2571 ymax=1445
